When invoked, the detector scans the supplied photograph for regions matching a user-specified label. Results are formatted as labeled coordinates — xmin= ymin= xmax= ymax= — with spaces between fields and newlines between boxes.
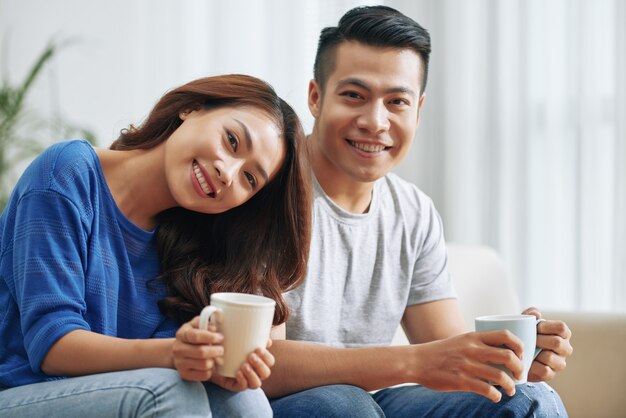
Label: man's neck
xmin=306 ymin=133 xmax=376 ymax=214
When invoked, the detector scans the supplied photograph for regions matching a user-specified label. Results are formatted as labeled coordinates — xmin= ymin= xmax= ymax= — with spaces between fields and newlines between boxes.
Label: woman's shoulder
xmin=46 ymin=139 xmax=97 ymax=169
xmin=15 ymin=139 xmax=100 ymax=197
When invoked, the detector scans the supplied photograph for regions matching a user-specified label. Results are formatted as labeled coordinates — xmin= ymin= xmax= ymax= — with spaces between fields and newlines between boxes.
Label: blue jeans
xmin=0 ymin=368 xmax=272 ymax=418
xmin=270 ymin=383 xmax=568 ymax=417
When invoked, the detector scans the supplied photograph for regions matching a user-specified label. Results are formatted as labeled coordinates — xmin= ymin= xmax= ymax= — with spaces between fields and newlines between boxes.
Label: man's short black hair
xmin=313 ymin=5 xmax=431 ymax=94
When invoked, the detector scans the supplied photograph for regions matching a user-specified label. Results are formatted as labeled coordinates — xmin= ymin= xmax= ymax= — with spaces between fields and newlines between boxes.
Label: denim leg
xmin=202 ymin=382 xmax=271 ymax=418
xmin=0 ymin=368 xmax=210 ymax=418
xmin=270 ymin=384 xmax=384 ymax=418
xmin=371 ymin=382 xmax=568 ymax=418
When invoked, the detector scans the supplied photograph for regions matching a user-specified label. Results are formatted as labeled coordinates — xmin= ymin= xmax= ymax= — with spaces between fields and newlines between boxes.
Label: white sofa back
xmin=447 ymin=243 xmax=522 ymax=329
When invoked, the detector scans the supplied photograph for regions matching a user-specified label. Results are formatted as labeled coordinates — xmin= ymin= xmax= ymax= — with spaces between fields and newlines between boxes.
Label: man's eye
xmin=342 ymin=91 xmax=362 ymax=99
xmin=227 ymin=131 xmax=238 ymax=151
xmin=244 ymin=172 xmax=257 ymax=189
xmin=390 ymin=98 xmax=410 ymax=106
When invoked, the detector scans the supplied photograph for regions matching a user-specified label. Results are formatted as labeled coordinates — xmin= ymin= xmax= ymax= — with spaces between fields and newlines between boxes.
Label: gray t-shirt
xmin=284 ymin=173 xmax=457 ymax=347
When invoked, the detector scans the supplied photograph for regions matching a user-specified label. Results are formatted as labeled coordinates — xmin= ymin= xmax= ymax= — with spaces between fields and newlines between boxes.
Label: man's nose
xmin=356 ymin=101 xmax=391 ymax=134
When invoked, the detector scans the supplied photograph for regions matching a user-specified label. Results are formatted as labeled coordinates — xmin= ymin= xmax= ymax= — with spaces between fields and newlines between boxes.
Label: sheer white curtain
xmin=1 ymin=0 xmax=623 ymax=312
xmin=393 ymin=0 xmax=625 ymax=313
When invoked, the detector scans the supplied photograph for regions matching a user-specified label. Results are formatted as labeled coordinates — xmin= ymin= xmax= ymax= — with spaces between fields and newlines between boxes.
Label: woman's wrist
xmin=133 ymin=337 xmax=176 ymax=369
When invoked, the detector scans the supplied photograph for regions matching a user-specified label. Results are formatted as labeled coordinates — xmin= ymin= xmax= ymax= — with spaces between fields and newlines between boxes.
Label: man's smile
xmin=347 ymin=140 xmax=389 ymax=153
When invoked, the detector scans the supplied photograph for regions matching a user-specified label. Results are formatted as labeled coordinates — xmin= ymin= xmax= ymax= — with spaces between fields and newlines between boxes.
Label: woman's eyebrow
xmin=234 ymin=118 xmax=269 ymax=185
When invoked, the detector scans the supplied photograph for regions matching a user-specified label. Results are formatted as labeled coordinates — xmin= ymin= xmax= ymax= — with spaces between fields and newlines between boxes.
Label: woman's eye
xmin=227 ymin=131 xmax=238 ymax=151
xmin=244 ymin=172 xmax=257 ymax=189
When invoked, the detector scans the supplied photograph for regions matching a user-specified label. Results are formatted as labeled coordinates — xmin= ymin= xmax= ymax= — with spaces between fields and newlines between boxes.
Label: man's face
xmin=308 ymin=41 xmax=425 ymax=185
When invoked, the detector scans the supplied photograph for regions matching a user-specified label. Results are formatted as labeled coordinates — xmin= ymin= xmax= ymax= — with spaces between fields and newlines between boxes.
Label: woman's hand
xmin=211 ymin=338 xmax=275 ymax=391
xmin=173 ymin=316 xmax=224 ymax=381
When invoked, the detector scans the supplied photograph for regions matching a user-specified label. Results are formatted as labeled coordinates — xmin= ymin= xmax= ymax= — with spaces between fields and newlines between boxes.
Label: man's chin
xmin=350 ymin=169 xmax=387 ymax=184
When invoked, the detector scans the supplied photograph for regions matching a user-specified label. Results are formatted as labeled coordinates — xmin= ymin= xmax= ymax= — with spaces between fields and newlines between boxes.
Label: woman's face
xmin=164 ymin=105 xmax=286 ymax=214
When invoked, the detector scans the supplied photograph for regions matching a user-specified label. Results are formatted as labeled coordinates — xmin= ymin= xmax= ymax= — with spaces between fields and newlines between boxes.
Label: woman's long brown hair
xmin=111 ymin=75 xmax=312 ymax=325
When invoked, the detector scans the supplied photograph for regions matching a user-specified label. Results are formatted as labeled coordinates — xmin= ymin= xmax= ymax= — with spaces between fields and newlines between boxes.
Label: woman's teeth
xmin=193 ymin=162 xmax=211 ymax=195
xmin=348 ymin=140 xmax=386 ymax=153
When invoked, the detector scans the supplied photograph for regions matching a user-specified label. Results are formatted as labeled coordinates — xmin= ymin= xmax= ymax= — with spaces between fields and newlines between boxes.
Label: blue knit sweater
xmin=0 ymin=140 xmax=179 ymax=388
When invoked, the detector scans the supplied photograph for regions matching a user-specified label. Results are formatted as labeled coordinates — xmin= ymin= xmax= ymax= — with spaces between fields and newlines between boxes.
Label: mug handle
xmin=533 ymin=318 xmax=547 ymax=359
xmin=199 ymin=305 xmax=224 ymax=331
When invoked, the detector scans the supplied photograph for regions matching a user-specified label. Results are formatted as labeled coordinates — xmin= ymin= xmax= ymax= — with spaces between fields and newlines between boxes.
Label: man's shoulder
xmin=379 ymin=172 xmax=435 ymax=208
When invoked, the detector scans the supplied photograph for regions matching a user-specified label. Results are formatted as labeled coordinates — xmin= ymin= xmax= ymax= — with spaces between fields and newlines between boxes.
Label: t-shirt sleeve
xmin=12 ymin=190 xmax=91 ymax=373
xmin=407 ymin=197 xmax=457 ymax=306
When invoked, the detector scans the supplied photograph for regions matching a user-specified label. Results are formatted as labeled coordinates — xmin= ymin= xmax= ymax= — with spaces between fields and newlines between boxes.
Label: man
xmin=264 ymin=5 xmax=572 ymax=417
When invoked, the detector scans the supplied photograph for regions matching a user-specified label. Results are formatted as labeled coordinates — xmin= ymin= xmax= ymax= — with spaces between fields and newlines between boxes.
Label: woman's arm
xmin=41 ymin=316 xmax=272 ymax=393
xmin=41 ymin=316 xmax=225 ymax=377
xmin=41 ymin=329 xmax=176 ymax=375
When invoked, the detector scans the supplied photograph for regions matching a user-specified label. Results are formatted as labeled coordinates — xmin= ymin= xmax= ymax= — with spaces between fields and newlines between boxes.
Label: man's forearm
xmin=263 ymin=339 xmax=419 ymax=398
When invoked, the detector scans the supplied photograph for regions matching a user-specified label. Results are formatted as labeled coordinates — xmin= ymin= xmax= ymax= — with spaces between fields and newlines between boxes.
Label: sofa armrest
xmin=542 ymin=310 xmax=626 ymax=418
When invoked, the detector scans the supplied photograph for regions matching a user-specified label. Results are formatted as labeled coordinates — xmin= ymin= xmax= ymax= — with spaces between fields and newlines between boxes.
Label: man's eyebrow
xmin=336 ymin=78 xmax=417 ymax=98
xmin=234 ymin=118 xmax=269 ymax=185
xmin=336 ymin=78 xmax=371 ymax=91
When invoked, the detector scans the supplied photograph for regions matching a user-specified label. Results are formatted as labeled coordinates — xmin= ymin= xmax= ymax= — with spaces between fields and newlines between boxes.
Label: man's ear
xmin=418 ymin=93 xmax=425 ymax=111
xmin=416 ymin=93 xmax=426 ymax=126
xmin=308 ymin=79 xmax=322 ymax=119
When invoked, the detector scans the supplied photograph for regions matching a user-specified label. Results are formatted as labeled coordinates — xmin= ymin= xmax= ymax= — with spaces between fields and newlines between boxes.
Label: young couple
xmin=0 ymin=5 xmax=572 ymax=418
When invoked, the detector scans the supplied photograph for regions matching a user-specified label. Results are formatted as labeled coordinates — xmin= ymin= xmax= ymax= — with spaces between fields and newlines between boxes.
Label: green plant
xmin=0 ymin=41 xmax=95 ymax=210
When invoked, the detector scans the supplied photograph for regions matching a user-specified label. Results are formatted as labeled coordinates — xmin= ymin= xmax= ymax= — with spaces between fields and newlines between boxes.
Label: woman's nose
xmin=216 ymin=159 xmax=242 ymax=187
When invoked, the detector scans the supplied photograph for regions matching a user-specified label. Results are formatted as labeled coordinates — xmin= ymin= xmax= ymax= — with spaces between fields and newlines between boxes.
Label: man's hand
xmin=522 ymin=307 xmax=573 ymax=381
xmin=414 ymin=331 xmax=525 ymax=403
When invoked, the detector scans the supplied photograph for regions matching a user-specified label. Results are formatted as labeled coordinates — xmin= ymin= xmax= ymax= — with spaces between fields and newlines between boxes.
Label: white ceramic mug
xmin=475 ymin=314 xmax=544 ymax=384
xmin=199 ymin=292 xmax=275 ymax=378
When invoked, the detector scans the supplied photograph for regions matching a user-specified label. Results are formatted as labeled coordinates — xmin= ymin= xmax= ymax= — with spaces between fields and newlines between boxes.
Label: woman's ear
xmin=180 ymin=106 xmax=202 ymax=120
xmin=179 ymin=109 xmax=192 ymax=120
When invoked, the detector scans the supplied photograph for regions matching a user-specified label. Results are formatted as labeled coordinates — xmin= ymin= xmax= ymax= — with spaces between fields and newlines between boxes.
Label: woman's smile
xmin=191 ymin=160 xmax=216 ymax=198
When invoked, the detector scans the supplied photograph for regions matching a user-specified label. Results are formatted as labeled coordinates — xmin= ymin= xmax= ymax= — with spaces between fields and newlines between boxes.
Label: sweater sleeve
xmin=12 ymin=189 xmax=91 ymax=373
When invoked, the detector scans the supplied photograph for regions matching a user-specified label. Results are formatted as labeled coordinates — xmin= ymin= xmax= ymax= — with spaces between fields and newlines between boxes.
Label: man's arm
xmin=262 ymin=324 xmax=420 ymax=398
xmin=401 ymin=298 xmax=467 ymax=343
xmin=264 ymin=300 xmax=525 ymax=402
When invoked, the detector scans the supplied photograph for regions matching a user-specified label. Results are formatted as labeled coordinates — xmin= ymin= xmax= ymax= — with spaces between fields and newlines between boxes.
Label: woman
xmin=0 ymin=74 xmax=312 ymax=417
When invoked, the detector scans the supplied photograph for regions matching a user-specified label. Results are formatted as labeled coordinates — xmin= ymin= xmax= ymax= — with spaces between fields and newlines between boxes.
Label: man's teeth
xmin=348 ymin=140 xmax=386 ymax=153
xmin=193 ymin=162 xmax=211 ymax=195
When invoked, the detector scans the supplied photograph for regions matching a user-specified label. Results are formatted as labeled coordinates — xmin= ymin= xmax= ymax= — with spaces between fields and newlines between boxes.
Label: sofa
xmin=392 ymin=244 xmax=626 ymax=418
